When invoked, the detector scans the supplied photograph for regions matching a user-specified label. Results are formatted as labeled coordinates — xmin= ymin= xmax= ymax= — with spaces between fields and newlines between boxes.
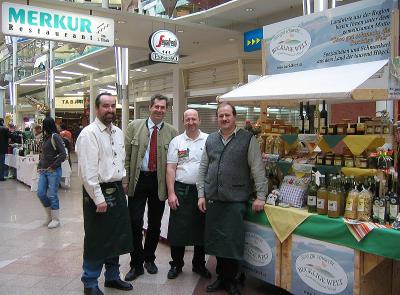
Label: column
xmin=172 ymin=68 xmax=186 ymax=132
xmin=47 ymin=41 xmax=55 ymax=118
xmin=102 ymin=0 xmax=109 ymax=9
xmin=11 ymin=37 xmax=17 ymax=124
xmin=0 ymin=86 xmax=5 ymax=118
xmin=89 ymin=74 xmax=96 ymax=123
xmin=115 ymin=47 xmax=129 ymax=133
xmin=314 ymin=0 xmax=328 ymax=12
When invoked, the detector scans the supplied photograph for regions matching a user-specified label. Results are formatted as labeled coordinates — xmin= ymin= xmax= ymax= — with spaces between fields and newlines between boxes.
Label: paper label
xmin=308 ymin=195 xmax=316 ymax=206
xmin=317 ymin=198 xmax=325 ymax=209
xmin=328 ymin=200 xmax=337 ymax=211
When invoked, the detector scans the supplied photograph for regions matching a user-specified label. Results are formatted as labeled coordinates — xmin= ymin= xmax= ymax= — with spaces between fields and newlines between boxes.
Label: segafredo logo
xmin=2 ymin=2 xmax=114 ymax=47
xmin=149 ymin=30 xmax=179 ymax=64
xmin=270 ymin=27 xmax=311 ymax=62
xmin=243 ymin=232 xmax=272 ymax=267
xmin=296 ymin=252 xmax=348 ymax=294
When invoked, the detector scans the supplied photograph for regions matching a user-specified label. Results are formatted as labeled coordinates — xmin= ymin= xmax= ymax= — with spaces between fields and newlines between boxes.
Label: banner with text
xmin=291 ymin=235 xmax=354 ymax=295
xmin=242 ymin=222 xmax=276 ymax=284
xmin=263 ymin=0 xmax=397 ymax=74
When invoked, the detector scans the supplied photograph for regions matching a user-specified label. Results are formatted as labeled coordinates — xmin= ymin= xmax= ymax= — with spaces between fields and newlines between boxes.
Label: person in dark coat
xmin=0 ymin=118 xmax=11 ymax=181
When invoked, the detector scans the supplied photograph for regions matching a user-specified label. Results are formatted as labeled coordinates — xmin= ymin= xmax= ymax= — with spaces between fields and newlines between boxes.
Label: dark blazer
xmin=0 ymin=126 xmax=10 ymax=154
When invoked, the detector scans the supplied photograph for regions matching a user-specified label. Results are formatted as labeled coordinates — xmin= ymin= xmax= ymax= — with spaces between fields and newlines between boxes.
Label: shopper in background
xmin=197 ymin=102 xmax=267 ymax=295
xmin=166 ymin=109 xmax=211 ymax=280
xmin=22 ymin=126 xmax=34 ymax=141
xmin=75 ymin=93 xmax=133 ymax=295
xmin=37 ymin=116 xmax=66 ymax=229
xmin=123 ymin=94 xmax=178 ymax=281
xmin=60 ymin=124 xmax=73 ymax=147
xmin=0 ymin=118 xmax=11 ymax=181
xmin=34 ymin=125 xmax=43 ymax=144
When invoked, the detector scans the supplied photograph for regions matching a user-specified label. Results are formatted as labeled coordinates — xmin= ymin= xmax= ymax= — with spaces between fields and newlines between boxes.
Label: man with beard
xmin=166 ymin=109 xmax=211 ymax=279
xmin=197 ymin=102 xmax=267 ymax=295
xmin=123 ymin=94 xmax=178 ymax=281
xmin=75 ymin=93 xmax=133 ymax=295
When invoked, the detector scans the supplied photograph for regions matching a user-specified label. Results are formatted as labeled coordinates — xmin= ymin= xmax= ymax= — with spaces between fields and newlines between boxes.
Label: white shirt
xmin=75 ymin=117 xmax=126 ymax=205
xmin=141 ymin=118 xmax=164 ymax=171
xmin=167 ymin=131 xmax=208 ymax=185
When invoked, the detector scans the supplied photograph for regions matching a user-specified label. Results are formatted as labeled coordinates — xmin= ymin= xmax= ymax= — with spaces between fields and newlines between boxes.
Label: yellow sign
xmin=247 ymin=38 xmax=261 ymax=46
xmin=55 ymin=97 xmax=84 ymax=109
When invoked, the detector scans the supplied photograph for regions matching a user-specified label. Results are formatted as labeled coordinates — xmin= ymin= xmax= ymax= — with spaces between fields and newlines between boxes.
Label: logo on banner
xmin=149 ymin=30 xmax=179 ymax=64
xmin=270 ymin=27 xmax=311 ymax=62
xmin=243 ymin=232 xmax=272 ymax=267
xmin=296 ymin=252 xmax=348 ymax=294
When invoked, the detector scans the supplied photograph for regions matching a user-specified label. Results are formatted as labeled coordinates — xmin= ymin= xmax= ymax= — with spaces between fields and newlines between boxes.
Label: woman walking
xmin=37 ymin=117 xmax=66 ymax=229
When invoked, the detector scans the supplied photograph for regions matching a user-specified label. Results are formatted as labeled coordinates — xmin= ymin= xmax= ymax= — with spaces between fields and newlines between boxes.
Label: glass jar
xmin=271 ymin=124 xmax=279 ymax=134
xmin=325 ymin=154 xmax=334 ymax=166
xmin=383 ymin=123 xmax=391 ymax=135
xmin=374 ymin=123 xmax=382 ymax=134
xmin=336 ymin=123 xmax=347 ymax=135
xmin=356 ymin=123 xmax=365 ymax=135
xmin=316 ymin=154 xmax=325 ymax=165
xmin=365 ymin=121 xmax=375 ymax=134
xmin=328 ymin=124 xmax=337 ymax=135
xmin=334 ymin=155 xmax=343 ymax=166
xmin=344 ymin=156 xmax=354 ymax=167
xmin=346 ymin=124 xmax=356 ymax=135
xmin=320 ymin=126 xmax=328 ymax=135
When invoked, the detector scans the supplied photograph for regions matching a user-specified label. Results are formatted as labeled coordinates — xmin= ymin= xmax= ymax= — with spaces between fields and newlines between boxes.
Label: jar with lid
xmin=316 ymin=154 xmax=325 ymax=165
xmin=365 ymin=121 xmax=375 ymax=134
xmin=374 ymin=122 xmax=383 ymax=134
xmin=347 ymin=123 xmax=357 ymax=135
xmin=383 ymin=123 xmax=391 ymax=135
xmin=344 ymin=156 xmax=354 ymax=168
xmin=336 ymin=123 xmax=347 ymax=135
xmin=356 ymin=123 xmax=365 ymax=135
xmin=325 ymin=154 xmax=334 ymax=166
xmin=334 ymin=155 xmax=343 ymax=166
xmin=320 ymin=126 xmax=328 ymax=135
xmin=328 ymin=124 xmax=337 ymax=135
xmin=355 ymin=156 xmax=368 ymax=168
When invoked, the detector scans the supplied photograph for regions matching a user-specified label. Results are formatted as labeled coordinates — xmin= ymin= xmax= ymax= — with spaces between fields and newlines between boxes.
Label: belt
xmin=175 ymin=181 xmax=196 ymax=189
xmin=140 ymin=171 xmax=157 ymax=177
xmin=99 ymin=181 xmax=121 ymax=188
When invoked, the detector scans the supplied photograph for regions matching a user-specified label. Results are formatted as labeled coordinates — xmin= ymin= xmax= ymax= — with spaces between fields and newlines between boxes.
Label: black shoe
xmin=226 ymin=282 xmax=241 ymax=295
xmin=167 ymin=266 xmax=182 ymax=279
xmin=144 ymin=261 xmax=158 ymax=274
xmin=104 ymin=278 xmax=133 ymax=291
xmin=124 ymin=267 xmax=144 ymax=281
xmin=84 ymin=286 xmax=104 ymax=295
xmin=192 ymin=265 xmax=212 ymax=279
xmin=206 ymin=278 xmax=225 ymax=292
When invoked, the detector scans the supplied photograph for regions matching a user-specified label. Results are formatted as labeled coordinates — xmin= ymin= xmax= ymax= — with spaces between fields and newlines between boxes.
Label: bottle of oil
xmin=328 ymin=177 xmax=340 ymax=218
xmin=389 ymin=173 xmax=399 ymax=223
xmin=317 ymin=175 xmax=328 ymax=215
xmin=307 ymin=172 xmax=318 ymax=213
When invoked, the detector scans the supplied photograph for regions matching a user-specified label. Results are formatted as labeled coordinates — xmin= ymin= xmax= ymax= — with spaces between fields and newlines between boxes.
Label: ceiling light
xmin=245 ymin=8 xmax=254 ymax=12
xmin=228 ymin=38 xmax=235 ymax=42
xmin=199 ymin=21 xmax=205 ymax=24
xmin=193 ymin=41 xmax=200 ymax=45
xmin=35 ymin=79 xmax=47 ymax=82
xmin=55 ymin=80 xmax=62 ymax=83
xmin=78 ymin=63 xmax=100 ymax=71
xmin=61 ymin=70 xmax=84 ymax=76
xmin=20 ymin=83 xmax=46 ymax=86
xmin=177 ymin=29 xmax=184 ymax=33
xmin=64 ymin=93 xmax=85 ymax=96
xmin=117 ymin=20 xmax=126 ymax=24
xmin=55 ymin=75 xmax=73 ymax=80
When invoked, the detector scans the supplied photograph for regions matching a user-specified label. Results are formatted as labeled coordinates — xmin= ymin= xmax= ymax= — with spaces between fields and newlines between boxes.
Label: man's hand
xmin=252 ymin=199 xmax=265 ymax=212
xmin=198 ymin=197 xmax=206 ymax=213
xmin=168 ymin=193 xmax=180 ymax=210
xmin=122 ymin=183 xmax=128 ymax=195
xmin=96 ymin=201 xmax=108 ymax=213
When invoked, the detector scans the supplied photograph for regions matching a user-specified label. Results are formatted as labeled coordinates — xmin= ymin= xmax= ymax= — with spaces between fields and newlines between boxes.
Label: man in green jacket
xmin=123 ymin=94 xmax=178 ymax=281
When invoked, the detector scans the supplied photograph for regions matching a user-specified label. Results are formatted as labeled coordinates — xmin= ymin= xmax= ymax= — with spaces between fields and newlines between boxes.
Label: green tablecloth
xmin=246 ymin=204 xmax=400 ymax=260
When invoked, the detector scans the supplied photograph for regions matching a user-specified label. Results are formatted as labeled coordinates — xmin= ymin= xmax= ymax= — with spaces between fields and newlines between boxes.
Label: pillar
xmin=90 ymin=74 xmax=96 ymax=123
xmin=172 ymin=68 xmax=186 ymax=132
xmin=102 ymin=0 xmax=109 ymax=9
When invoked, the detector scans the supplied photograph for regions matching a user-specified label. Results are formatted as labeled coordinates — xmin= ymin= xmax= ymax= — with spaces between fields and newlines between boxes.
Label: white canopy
xmin=219 ymin=59 xmax=388 ymax=102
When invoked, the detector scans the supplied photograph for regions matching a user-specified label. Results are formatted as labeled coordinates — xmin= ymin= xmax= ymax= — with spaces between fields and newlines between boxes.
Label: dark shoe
xmin=144 ymin=261 xmax=158 ymax=274
xmin=193 ymin=265 xmax=211 ymax=279
xmin=104 ymin=278 xmax=133 ymax=291
xmin=84 ymin=286 xmax=104 ymax=295
xmin=167 ymin=266 xmax=182 ymax=279
xmin=206 ymin=278 xmax=225 ymax=292
xmin=124 ymin=267 xmax=144 ymax=281
xmin=226 ymin=282 xmax=241 ymax=295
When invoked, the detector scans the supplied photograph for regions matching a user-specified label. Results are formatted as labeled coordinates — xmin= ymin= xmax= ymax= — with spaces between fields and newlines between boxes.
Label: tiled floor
xmin=0 ymin=156 xmax=290 ymax=295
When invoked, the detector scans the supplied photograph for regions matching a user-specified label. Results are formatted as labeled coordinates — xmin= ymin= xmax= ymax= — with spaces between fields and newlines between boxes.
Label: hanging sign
xmin=263 ymin=0 xmax=397 ymax=74
xmin=149 ymin=30 xmax=179 ymax=64
xmin=2 ymin=2 xmax=114 ymax=47
xmin=244 ymin=28 xmax=263 ymax=52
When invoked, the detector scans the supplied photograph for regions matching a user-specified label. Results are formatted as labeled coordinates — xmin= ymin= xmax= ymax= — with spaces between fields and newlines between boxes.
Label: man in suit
xmin=123 ymin=94 xmax=178 ymax=281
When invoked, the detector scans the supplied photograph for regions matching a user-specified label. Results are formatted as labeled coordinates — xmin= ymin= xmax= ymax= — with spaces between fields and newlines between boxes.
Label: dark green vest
xmin=204 ymin=129 xmax=252 ymax=202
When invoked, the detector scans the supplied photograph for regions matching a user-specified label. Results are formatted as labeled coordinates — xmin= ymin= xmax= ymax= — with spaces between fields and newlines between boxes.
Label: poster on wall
xmin=263 ymin=0 xmax=397 ymax=74
xmin=242 ymin=222 xmax=276 ymax=284
xmin=291 ymin=235 xmax=354 ymax=295
xmin=389 ymin=56 xmax=400 ymax=99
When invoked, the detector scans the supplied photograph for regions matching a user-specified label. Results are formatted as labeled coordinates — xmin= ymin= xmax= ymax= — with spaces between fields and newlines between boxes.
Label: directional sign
xmin=244 ymin=28 xmax=263 ymax=52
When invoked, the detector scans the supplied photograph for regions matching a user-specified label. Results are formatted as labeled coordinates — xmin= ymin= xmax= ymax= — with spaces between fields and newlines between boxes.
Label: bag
xmin=279 ymin=175 xmax=310 ymax=208
xmin=51 ymin=133 xmax=68 ymax=156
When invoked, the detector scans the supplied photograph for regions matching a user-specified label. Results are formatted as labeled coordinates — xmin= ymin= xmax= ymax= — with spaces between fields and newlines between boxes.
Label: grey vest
xmin=204 ymin=129 xmax=253 ymax=202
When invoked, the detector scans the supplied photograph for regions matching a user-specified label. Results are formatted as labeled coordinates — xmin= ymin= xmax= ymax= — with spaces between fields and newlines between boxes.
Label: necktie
xmin=148 ymin=125 xmax=158 ymax=171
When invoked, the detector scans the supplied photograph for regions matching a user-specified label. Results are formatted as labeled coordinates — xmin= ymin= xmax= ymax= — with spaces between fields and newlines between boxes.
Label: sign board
xmin=55 ymin=97 xmax=84 ymax=109
xmin=263 ymin=0 xmax=397 ymax=74
xmin=149 ymin=30 xmax=179 ymax=64
xmin=389 ymin=57 xmax=400 ymax=99
xmin=244 ymin=28 xmax=263 ymax=52
xmin=242 ymin=221 xmax=276 ymax=284
xmin=2 ymin=2 xmax=114 ymax=47
xmin=291 ymin=235 xmax=354 ymax=295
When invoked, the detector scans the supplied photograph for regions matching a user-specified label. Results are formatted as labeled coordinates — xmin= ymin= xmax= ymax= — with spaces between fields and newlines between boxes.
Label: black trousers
xmin=216 ymin=257 xmax=239 ymax=283
xmin=128 ymin=171 xmax=165 ymax=268
xmin=170 ymin=245 xmax=205 ymax=269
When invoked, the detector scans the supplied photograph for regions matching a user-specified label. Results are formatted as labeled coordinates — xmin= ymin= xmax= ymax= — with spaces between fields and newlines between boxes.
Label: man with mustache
xmin=75 ymin=93 xmax=133 ymax=295
xmin=197 ymin=102 xmax=267 ymax=295
xmin=123 ymin=94 xmax=178 ymax=281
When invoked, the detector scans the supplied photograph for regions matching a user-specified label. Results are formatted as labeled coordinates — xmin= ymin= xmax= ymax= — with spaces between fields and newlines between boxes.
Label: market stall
xmin=219 ymin=0 xmax=400 ymax=294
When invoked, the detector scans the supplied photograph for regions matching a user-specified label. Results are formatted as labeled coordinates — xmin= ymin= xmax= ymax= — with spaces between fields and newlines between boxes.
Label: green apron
xmin=204 ymin=200 xmax=247 ymax=260
xmin=83 ymin=181 xmax=133 ymax=261
xmin=168 ymin=181 xmax=205 ymax=246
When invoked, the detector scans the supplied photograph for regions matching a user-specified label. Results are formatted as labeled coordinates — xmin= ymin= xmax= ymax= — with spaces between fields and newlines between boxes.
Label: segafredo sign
xmin=2 ymin=2 xmax=114 ymax=47
xmin=149 ymin=30 xmax=179 ymax=64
